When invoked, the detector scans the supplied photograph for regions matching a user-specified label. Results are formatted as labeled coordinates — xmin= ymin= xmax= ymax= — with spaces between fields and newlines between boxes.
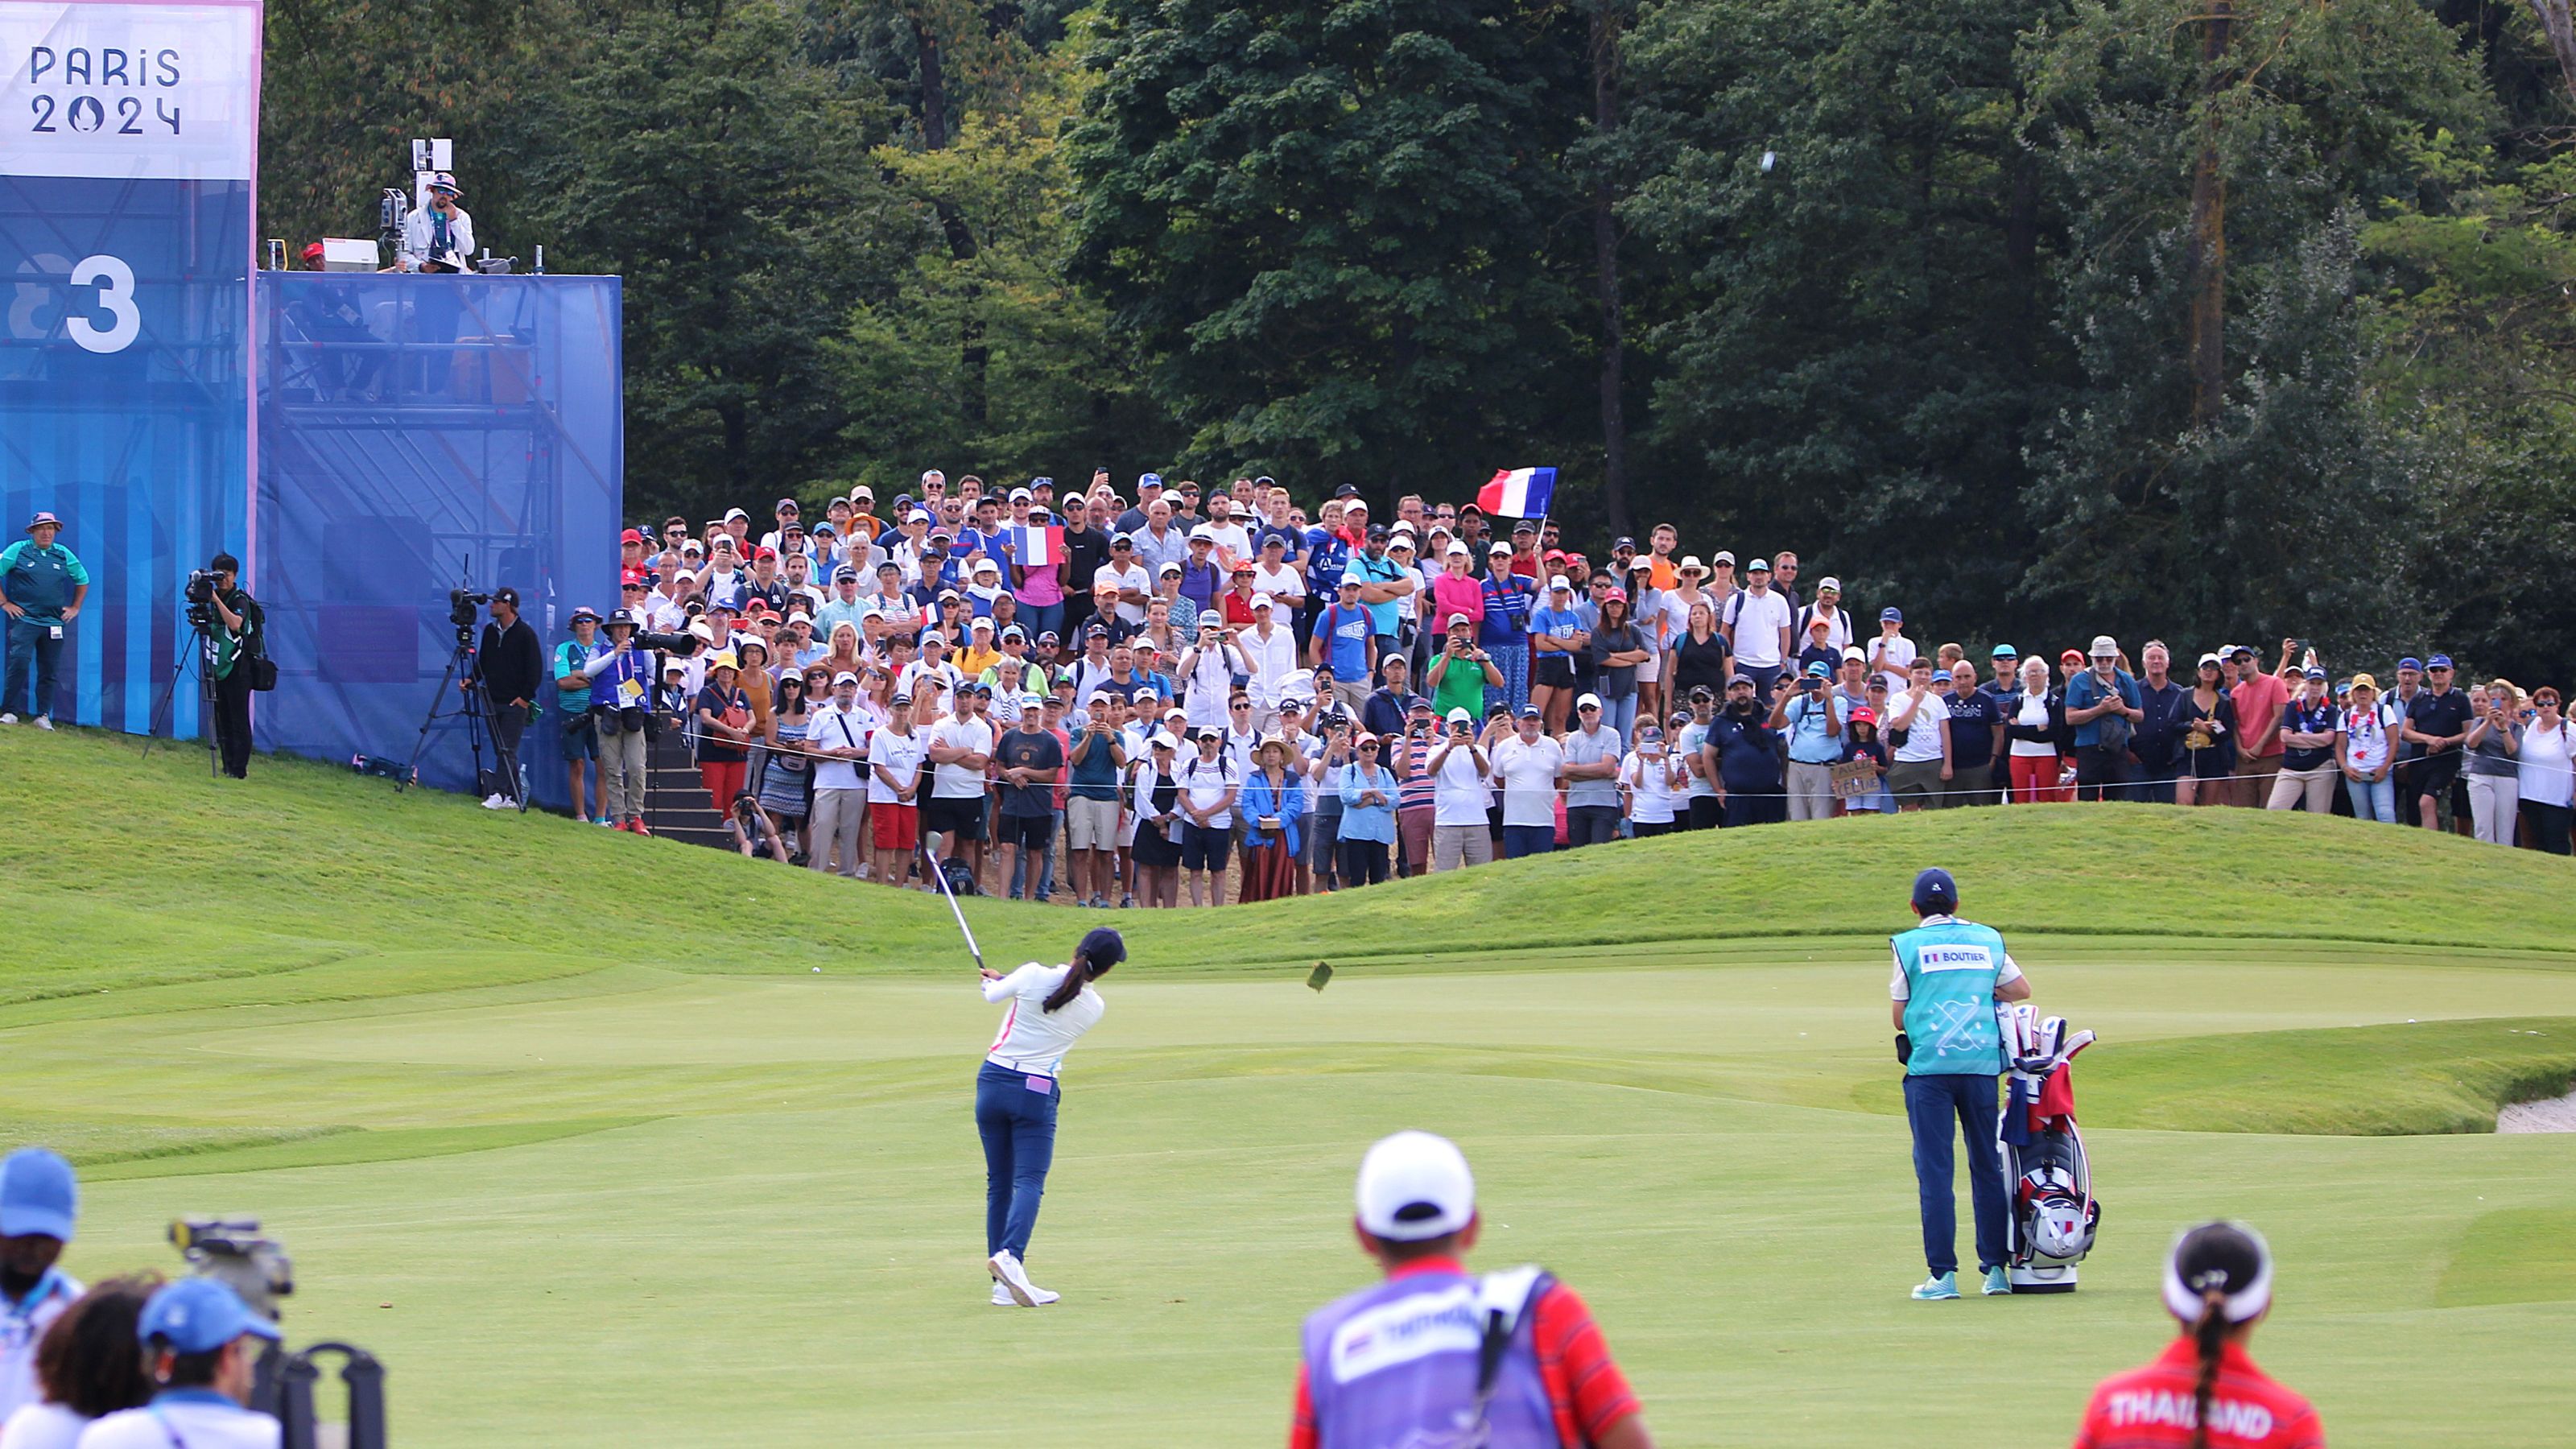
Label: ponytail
xmin=1042 ymin=927 xmax=1126 ymax=1013
xmin=1042 ymin=960 xmax=1092 ymax=1014
xmin=2189 ymin=1286 xmax=2227 ymax=1449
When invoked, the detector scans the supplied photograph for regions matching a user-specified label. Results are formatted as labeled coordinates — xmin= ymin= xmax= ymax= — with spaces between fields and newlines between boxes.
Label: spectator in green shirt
xmin=1426 ymin=613 xmax=1500 ymax=722
xmin=0 ymin=511 xmax=89 ymax=727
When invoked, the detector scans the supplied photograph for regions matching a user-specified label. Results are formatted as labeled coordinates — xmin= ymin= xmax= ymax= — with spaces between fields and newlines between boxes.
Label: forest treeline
xmin=260 ymin=0 xmax=2576 ymax=674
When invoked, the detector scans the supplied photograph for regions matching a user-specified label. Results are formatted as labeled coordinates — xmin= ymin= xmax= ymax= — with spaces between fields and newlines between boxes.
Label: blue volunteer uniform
xmin=1891 ymin=869 xmax=2024 ymax=1292
xmin=0 ymin=515 xmax=89 ymax=721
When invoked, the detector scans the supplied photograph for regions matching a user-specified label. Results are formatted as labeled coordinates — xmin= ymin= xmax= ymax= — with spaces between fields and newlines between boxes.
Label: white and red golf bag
xmin=1998 ymin=1004 xmax=2099 ymax=1292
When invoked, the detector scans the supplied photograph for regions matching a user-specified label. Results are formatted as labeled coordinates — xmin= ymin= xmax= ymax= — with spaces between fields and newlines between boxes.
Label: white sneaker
xmin=989 ymin=1249 xmax=1046 ymax=1307
xmin=0 ymin=712 xmax=16 ymax=724
xmin=30 ymin=716 xmax=51 ymax=730
xmin=481 ymin=794 xmax=509 ymax=809
xmin=991 ymin=1281 xmax=1015 ymax=1307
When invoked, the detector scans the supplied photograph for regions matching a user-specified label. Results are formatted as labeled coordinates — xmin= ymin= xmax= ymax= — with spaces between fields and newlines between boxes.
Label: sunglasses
xmin=1358 ymin=741 xmax=1380 ymax=750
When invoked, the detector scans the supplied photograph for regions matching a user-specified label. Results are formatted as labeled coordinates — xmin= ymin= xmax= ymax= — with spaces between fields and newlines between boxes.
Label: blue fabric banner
xmin=254 ymin=273 xmax=624 ymax=803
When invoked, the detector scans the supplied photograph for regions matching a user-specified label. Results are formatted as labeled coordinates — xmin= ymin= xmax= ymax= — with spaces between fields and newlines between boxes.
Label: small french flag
xmin=1477 ymin=467 xmax=1557 ymax=519
xmin=1013 ymin=524 xmax=1063 ymax=568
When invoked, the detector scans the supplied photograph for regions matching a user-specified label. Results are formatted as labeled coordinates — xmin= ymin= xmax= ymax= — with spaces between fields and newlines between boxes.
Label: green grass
xmin=2 ymin=727 xmax=2574 ymax=1445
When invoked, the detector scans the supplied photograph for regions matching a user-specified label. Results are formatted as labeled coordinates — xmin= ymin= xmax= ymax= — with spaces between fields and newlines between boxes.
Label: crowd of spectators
xmin=534 ymin=470 xmax=2574 ymax=902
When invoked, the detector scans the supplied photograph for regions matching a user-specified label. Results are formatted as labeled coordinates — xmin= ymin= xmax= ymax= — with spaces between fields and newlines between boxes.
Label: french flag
xmin=1477 ymin=467 xmax=1556 ymax=518
xmin=1013 ymin=524 xmax=1063 ymax=568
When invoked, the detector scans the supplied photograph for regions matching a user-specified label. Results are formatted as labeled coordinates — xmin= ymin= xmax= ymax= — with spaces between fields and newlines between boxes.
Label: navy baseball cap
xmin=1880 ymin=607 xmax=1903 ymax=623
xmin=138 ymin=1278 xmax=278 ymax=1354
xmin=2429 ymin=654 xmax=2454 ymax=670
xmin=0 ymin=1148 xmax=76 ymax=1240
xmin=2399 ymin=657 xmax=2424 ymax=671
xmin=1912 ymin=868 xmax=1958 ymax=912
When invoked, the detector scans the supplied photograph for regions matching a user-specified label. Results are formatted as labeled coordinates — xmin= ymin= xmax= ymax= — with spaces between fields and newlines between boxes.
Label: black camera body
xmin=183 ymin=569 xmax=221 ymax=630
xmin=448 ymin=588 xmax=490 ymax=630
xmin=634 ymin=628 xmax=699 ymax=657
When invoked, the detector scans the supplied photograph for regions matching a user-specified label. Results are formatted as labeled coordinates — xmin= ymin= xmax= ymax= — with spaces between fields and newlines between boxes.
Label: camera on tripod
xmin=449 ymin=587 xmax=491 ymax=643
xmin=184 ymin=568 xmax=221 ymax=628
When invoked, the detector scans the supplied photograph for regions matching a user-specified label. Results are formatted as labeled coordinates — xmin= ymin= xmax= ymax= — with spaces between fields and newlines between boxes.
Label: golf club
xmin=922 ymin=841 xmax=986 ymax=974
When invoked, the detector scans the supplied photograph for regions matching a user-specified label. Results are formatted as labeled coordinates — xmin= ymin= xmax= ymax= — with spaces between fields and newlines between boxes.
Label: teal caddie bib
xmin=1893 ymin=919 xmax=2008 ymax=1076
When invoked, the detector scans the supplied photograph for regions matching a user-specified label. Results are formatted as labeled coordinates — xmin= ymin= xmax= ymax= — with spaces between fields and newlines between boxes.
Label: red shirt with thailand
xmin=2072 ymin=1339 xmax=2323 ymax=1449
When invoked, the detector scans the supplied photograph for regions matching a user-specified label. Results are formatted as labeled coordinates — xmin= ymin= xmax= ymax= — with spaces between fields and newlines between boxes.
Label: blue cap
xmin=1913 ymin=867 xmax=1958 ymax=911
xmin=138 ymin=1278 xmax=279 ymax=1354
xmin=1880 ymin=607 xmax=1903 ymax=623
xmin=2398 ymin=657 xmax=2422 ymax=671
xmin=1138 ymin=472 xmax=1163 ymax=489
xmin=2429 ymin=654 xmax=2454 ymax=670
xmin=0 ymin=1149 xmax=76 ymax=1241
xmin=1804 ymin=660 xmax=1831 ymax=678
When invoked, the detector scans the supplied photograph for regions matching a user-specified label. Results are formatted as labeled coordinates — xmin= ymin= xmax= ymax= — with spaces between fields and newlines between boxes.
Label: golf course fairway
xmin=3 ymin=731 xmax=2572 ymax=1445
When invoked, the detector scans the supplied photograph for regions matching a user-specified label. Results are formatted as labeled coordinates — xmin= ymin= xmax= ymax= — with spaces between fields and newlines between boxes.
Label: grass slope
xmin=10 ymin=726 xmax=2576 ymax=998
xmin=5 ymin=727 xmax=2576 ymax=1444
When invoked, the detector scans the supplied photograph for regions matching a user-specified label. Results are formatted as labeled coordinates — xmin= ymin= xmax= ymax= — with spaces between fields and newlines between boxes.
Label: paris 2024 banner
xmin=0 ymin=0 xmax=257 ymax=733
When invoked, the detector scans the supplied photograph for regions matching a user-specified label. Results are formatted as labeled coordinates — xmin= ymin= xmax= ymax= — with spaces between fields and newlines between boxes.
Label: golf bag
xmin=1997 ymin=1004 xmax=2099 ymax=1292
xmin=939 ymin=856 xmax=982 ymax=898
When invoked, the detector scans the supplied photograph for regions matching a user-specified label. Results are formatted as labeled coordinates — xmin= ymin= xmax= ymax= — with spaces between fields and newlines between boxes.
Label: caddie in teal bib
xmin=1889 ymin=867 xmax=2033 ymax=1301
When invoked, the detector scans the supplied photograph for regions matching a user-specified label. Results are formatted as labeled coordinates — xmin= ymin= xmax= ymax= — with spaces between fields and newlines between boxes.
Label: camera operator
xmin=75 ymin=1278 xmax=279 ymax=1449
xmin=201 ymin=556 xmax=265 ymax=780
xmin=398 ymin=172 xmax=473 ymax=273
xmin=463 ymin=587 xmax=542 ymax=808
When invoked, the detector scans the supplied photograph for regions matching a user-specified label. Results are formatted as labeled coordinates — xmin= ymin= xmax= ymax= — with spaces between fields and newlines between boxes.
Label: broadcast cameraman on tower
xmin=464 ymin=588 xmax=543 ymax=808
xmin=398 ymin=172 xmax=473 ymax=273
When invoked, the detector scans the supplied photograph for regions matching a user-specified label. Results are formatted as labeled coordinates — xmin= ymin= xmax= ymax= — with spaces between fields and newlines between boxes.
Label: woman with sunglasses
xmin=759 ymin=670 xmax=816 ymax=858
xmin=2071 ymin=1221 xmax=2322 ymax=1448
xmin=1335 ymin=731 xmax=1400 ymax=887
xmin=2174 ymin=654 xmax=2238 ymax=807
xmin=2515 ymin=686 xmax=2573 ymax=854
xmin=1129 ymin=732 xmax=1185 ymax=906
xmin=2463 ymin=679 xmax=2522 ymax=845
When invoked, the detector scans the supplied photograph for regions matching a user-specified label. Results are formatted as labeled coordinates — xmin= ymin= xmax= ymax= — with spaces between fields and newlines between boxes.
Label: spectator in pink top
xmin=2229 ymin=640 xmax=2293 ymax=807
xmin=1430 ymin=542 xmax=1485 ymax=634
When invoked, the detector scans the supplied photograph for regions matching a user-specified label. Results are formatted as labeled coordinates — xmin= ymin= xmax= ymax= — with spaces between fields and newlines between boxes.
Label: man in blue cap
xmin=0 ymin=1147 xmax=80 ymax=1421
xmin=79 ymin=1278 xmax=280 ymax=1447
xmin=1890 ymin=868 xmax=2032 ymax=1300
xmin=2402 ymin=653 xmax=2473 ymax=831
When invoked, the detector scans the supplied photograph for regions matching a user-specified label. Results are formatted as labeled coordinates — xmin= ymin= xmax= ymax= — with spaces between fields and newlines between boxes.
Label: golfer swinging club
xmin=976 ymin=925 xmax=1125 ymax=1307
xmin=1890 ymin=866 xmax=2031 ymax=1300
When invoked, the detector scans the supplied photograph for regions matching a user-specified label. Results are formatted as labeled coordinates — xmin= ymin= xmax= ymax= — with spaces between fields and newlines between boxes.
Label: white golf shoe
xmin=31 ymin=716 xmax=51 ymax=730
xmin=0 ymin=713 xmax=16 ymax=724
xmin=989 ymin=1249 xmax=1053 ymax=1307
xmin=990 ymin=1278 xmax=1060 ymax=1307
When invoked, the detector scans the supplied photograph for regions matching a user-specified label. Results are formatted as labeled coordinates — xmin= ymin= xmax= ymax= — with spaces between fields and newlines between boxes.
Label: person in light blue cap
xmin=1889 ymin=868 xmax=2034 ymax=1301
xmin=77 ymin=1278 xmax=280 ymax=1448
xmin=0 ymin=1148 xmax=80 ymax=1423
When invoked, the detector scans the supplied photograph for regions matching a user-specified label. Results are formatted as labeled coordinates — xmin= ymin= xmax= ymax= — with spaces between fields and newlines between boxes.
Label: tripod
xmin=396 ymin=633 xmax=526 ymax=810
xmin=140 ymin=618 xmax=222 ymax=777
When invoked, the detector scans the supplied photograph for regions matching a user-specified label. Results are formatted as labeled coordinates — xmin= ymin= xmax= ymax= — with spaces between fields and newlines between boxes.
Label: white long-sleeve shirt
xmin=398 ymin=203 xmax=475 ymax=271
xmin=982 ymin=964 xmax=1104 ymax=1077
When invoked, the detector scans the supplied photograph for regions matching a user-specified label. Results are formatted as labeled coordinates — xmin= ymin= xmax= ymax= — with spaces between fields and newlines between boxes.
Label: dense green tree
xmin=2018 ymin=0 xmax=2493 ymax=658
xmin=1617 ymin=0 xmax=2067 ymax=631
xmin=509 ymin=1 xmax=923 ymax=518
xmin=1066 ymin=0 xmax=1596 ymax=491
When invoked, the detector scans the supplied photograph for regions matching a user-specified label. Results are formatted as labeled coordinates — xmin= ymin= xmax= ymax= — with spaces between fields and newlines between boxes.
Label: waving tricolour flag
xmin=1477 ymin=467 xmax=1557 ymax=518
xmin=1013 ymin=524 xmax=1063 ymax=568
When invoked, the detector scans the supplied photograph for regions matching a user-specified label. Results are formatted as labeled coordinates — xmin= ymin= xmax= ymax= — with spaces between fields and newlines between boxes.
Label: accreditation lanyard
xmin=1 ymin=1269 xmax=70 ymax=1351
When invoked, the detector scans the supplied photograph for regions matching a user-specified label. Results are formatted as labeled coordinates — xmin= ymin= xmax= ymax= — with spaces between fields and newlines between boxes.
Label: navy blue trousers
xmin=975 ymin=1062 xmax=1059 ymax=1261
xmin=1903 ymin=1071 xmax=2009 ymax=1276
